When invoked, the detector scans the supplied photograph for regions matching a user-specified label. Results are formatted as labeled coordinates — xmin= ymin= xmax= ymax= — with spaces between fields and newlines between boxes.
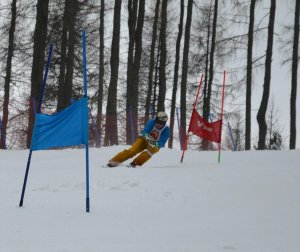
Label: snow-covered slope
xmin=1 ymin=147 xmax=300 ymax=252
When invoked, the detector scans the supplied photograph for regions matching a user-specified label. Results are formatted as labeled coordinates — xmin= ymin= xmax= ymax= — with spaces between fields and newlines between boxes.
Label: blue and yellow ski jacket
xmin=141 ymin=119 xmax=170 ymax=148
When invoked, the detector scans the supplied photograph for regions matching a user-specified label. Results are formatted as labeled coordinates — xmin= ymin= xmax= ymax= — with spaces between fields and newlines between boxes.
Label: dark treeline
xmin=0 ymin=0 xmax=298 ymax=150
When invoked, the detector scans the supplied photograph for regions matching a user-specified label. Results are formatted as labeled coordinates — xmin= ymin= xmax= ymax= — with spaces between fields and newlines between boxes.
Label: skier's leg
xmin=131 ymin=146 xmax=159 ymax=167
xmin=108 ymin=137 xmax=146 ymax=165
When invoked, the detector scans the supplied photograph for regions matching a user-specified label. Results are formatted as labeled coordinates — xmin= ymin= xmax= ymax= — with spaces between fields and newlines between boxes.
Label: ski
xmin=101 ymin=164 xmax=136 ymax=168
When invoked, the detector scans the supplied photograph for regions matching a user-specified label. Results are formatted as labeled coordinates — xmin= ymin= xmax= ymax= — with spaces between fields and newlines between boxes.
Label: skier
xmin=107 ymin=111 xmax=170 ymax=168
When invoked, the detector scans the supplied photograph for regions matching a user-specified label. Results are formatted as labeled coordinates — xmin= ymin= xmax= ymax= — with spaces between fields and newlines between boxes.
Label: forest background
xmin=0 ymin=0 xmax=299 ymax=150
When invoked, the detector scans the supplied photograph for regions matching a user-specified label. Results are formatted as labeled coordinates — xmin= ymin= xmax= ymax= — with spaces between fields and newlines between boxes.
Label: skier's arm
xmin=157 ymin=127 xmax=170 ymax=148
xmin=141 ymin=120 xmax=155 ymax=137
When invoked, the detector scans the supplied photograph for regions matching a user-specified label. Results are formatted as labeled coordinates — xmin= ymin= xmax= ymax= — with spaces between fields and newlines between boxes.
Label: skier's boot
xmin=127 ymin=162 xmax=137 ymax=168
xmin=106 ymin=160 xmax=119 ymax=167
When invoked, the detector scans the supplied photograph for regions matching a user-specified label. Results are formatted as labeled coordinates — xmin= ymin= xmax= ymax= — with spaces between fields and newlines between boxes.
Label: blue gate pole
xmin=31 ymin=98 xmax=37 ymax=115
xmin=0 ymin=117 xmax=5 ymax=149
xmin=129 ymin=106 xmax=135 ymax=144
xmin=227 ymin=122 xmax=237 ymax=151
xmin=176 ymin=107 xmax=182 ymax=149
xmin=19 ymin=44 xmax=53 ymax=207
xmin=82 ymin=31 xmax=90 ymax=212
xmin=150 ymin=105 xmax=155 ymax=119
xmin=208 ymin=113 xmax=213 ymax=122
xmin=89 ymin=109 xmax=101 ymax=147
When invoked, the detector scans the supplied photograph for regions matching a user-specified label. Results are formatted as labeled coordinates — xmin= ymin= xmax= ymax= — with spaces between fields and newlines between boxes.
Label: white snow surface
xmin=1 ymin=147 xmax=300 ymax=252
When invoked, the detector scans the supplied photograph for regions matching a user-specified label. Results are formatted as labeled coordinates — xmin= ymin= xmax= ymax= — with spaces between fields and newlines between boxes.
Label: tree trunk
xmin=27 ymin=0 xmax=50 ymax=148
xmin=126 ymin=0 xmax=138 ymax=144
xmin=157 ymin=0 xmax=168 ymax=112
xmin=96 ymin=0 xmax=105 ymax=147
xmin=152 ymin=46 xmax=160 ymax=112
xmin=144 ymin=0 xmax=160 ymax=124
xmin=203 ymin=0 xmax=218 ymax=121
xmin=132 ymin=0 xmax=145 ymax=139
xmin=257 ymin=0 xmax=276 ymax=150
xmin=1 ymin=0 xmax=17 ymax=149
xmin=168 ymin=0 xmax=184 ymax=149
xmin=57 ymin=0 xmax=78 ymax=111
xmin=180 ymin=0 xmax=193 ymax=146
xmin=104 ymin=0 xmax=122 ymax=146
xmin=202 ymin=0 xmax=218 ymax=150
xmin=203 ymin=3 xmax=212 ymax=120
xmin=64 ymin=0 xmax=78 ymax=107
xmin=245 ymin=0 xmax=257 ymax=150
xmin=57 ymin=0 xmax=70 ymax=112
xmin=290 ymin=0 xmax=299 ymax=149
xmin=126 ymin=0 xmax=145 ymax=144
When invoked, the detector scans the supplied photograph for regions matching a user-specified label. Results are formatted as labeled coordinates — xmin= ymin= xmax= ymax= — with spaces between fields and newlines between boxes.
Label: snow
xmin=1 ymin=147 xmax=300 ymax=252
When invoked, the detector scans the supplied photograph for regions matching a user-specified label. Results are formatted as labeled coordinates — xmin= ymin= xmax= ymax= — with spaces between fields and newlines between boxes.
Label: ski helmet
xmin=155 ymin=111 xmax=168 ymax=124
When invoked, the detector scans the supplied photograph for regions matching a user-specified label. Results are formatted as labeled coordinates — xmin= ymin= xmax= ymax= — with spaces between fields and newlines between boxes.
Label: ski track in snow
xmin=1 ymin=147 xmax=300 ymax=252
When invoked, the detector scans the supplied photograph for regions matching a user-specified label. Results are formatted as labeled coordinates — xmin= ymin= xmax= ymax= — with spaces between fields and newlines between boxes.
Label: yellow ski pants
xmin=110 ymin=137 xmax=159 ymax=166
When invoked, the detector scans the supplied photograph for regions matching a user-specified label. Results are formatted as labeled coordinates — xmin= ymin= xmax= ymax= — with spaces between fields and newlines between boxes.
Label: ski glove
xmin=148 ymin=139 xmax=158 ymax=148
xmin=144 ymin=134 xmax=158 ymax=148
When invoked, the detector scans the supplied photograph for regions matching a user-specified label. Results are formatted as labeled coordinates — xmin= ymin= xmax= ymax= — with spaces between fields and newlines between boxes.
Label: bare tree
xmin=245 ymin=0 xmax=257 ymax=150
xmin=57 ymin=0 xmax=79 ymax=111
xmin=96 ymin=0 xmax=105 ymax=148
xmin=203 ymin=0 xmax=218 ymax=121
xmin=266 ymin=98 xmax=283 ymax=150
xmin=157 ymin=0 xmax=168 ymax=112
xmin=290 ymin=0 xmax=299 ymax=149
xmin=267 ymin=97 xmax=279 ymax=145
xmin=201 ymin=0 xmax=218 ymax=150
xmin=56 ymin=0 xmax=69 ymax=111
xmin=202 ymin=1 xmax=212 ymax=121
xmin=126 ymin=0 xmax=138 ymax=144
xmin=180 ymin=0 xmax=193 ymax=146
xmin=257 ymin=0 xmax=276 ymax=150
xmin=144 ymin=0 xmax=160 ymax=123
xmin=104 ymin=0 xmax=122 ymax=146
xmin=168 ymin=0 xmax=184 ymax=149
xmin=63 ymin=0 xmax=78 ymax=107
xmin=126 ymin=0 xmax=145 ymax=144
xmin=26 ymin=0 xmax=50 ymax=148
xmin=1 ymin=0 xmax=17 ymax=149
